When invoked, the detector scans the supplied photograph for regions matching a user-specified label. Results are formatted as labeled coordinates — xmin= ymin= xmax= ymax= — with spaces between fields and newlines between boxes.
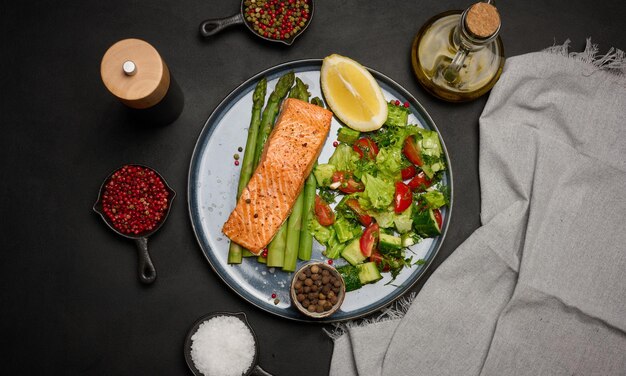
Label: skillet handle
xmin=199 ymin=13 xmax=244 ymax=37
xmin=134 ymin=237 xmax=157 ymax=284
xmin=250 ymin=365 xmax=273 ymax=376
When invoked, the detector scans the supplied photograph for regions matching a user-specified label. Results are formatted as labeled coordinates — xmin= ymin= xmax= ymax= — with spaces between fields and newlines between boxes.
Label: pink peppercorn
xmin=101 ymin=165 xmax=169 ymax=235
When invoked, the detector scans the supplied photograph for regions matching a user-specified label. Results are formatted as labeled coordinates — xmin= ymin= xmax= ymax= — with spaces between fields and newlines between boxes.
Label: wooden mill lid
xmin=466 ymin=2 xmax=500 ymax=38
xmin=100 ymin=38 xmax=170 ymax=109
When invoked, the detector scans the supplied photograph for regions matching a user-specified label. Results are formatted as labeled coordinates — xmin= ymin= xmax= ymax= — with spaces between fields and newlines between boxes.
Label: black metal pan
xmin=199 ymin=0 xmax=314 ymax=46
xmin=93 ymin=164 xmax=176 ymax=285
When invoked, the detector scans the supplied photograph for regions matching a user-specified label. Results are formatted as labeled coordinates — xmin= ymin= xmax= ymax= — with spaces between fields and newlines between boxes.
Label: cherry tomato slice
xmin=314 ymin=195 xmax=335 ymax=226
xmin=370 ymin=251 xmax=390 ymax=272
xmin=401 ymin=165 xmax=417 ymax=180
xmin=407 ymin=171 xmax=432 ymax=192
xmin=353 ymin=138 xmax=379 ymax=160
xmin=345 ymin=198 xmax=372 ymax=227
xmin=402 ymin=135 xmax=423 ymax=166
xmin=433 ymin=208 xmax=443 ymax=229
xmin=394 ymin=181 xmax=412 ymax=213
xmin=360 ymin=223 xmax=379 ymax=257
xmin=332 ymin=171 xmax=365 ymax=194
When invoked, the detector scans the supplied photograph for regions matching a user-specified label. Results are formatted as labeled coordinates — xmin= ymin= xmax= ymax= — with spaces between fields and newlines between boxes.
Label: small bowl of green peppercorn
xmin=290 ymin=262 xmax=345 ymax=318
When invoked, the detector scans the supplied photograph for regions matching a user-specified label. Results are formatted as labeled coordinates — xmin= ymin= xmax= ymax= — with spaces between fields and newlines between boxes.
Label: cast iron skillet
xmin=93 ymin=164 xmax=176 ymax=285
xmin=199 ymin=0 xmax=314 ymax=46
xmin=184 ymin=312 xmax=272 ymax=376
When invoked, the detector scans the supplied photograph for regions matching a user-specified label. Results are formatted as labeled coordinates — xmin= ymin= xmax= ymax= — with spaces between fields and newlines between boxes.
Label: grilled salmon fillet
xmin=223 ymin=98 xmax=333 ymax=254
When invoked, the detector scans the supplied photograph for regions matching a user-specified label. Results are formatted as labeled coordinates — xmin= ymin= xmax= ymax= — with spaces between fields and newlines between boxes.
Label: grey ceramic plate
xmin=188 ymin=59 xmax=453 ymax=322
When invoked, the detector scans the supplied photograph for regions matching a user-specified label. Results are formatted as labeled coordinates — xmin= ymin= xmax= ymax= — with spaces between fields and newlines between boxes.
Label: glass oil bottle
xmin=411 ymin=1 xmax=504 ymax=102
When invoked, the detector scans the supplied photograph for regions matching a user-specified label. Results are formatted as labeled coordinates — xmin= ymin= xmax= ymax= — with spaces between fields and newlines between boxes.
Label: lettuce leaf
xmin=370 ymin=209 xmax=395 ymax=228
xmin=375 ymin=146 xmax=403 ymax=181
xmin=422 ymin=190 xmax=447 ymax=209
xmin=385 ymin=102 xmax=410 ymax=127
xmin=329 ymin=143 xmax=359 ymax=172
xmin=362 ymin=173 xmax=394 ymax=210
xmin=309 ymin=218 xmax=334 ymax=244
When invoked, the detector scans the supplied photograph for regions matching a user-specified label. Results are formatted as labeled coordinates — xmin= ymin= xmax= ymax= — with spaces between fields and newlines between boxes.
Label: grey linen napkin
xmin=329 ymin=40 xmax=626 ymax=376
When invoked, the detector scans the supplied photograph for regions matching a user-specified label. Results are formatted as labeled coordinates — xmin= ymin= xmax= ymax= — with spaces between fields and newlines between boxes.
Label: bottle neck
xmin=443 ymin=2 xmax=500 ymax=84
xmin=453 ymin=6 xmax=500 ymax=53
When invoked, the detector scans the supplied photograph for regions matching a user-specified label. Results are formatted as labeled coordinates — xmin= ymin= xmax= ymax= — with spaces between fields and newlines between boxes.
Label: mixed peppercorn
xmin=244 ymin=0 xmax=310 ymax=40
xmin=101 ymin=165 xmax=170 ymax=235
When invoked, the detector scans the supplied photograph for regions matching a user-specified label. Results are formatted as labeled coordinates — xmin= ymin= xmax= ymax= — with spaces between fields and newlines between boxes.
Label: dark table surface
xmin=2 ymin=0 xmax=625 ymax=374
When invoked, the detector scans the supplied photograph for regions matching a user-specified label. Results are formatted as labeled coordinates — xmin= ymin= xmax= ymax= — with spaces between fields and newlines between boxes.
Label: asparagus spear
xmin=283 ymin=192 xmax=304 ymax=271
xmin=298 ymin=169 xmax=317 ymax=261
xmin=298 ymin=97 xmax=325 ymax=261
xmin=255 ymin=72 xmax=295 ymax=264
xmin=282 ymin=78 xmax=311 ymax=271
xmin=241 ymin=249 xmax=255 ymax=257
xmin=227 ymin=78 xmax=267 ymax=264
xmin=252 ymin=71 xmax=295 ymax=168
xmin=238 ymin=78 xmax=267 ymax=196
xmin=266 ymin=224 xmax=287 ymax=267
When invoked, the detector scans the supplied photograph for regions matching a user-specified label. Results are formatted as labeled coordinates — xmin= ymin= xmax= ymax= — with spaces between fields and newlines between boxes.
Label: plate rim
xmin=187 ymin=58 xmax=454 ymax=322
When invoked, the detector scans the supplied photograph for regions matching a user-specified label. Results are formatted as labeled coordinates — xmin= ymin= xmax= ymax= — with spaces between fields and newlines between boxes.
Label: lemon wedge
xmin=321 ymin=54 xmax=388 ymax=132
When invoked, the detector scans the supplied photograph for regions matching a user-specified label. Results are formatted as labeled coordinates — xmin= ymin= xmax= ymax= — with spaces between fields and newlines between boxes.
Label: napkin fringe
xmin=324 ymin=292 xmax=417 ymax=340
xmin=544 ymin=38 xmax=626 ymax=77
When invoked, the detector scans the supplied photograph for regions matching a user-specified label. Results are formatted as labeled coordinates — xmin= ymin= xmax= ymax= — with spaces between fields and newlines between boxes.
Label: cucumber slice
xmin=357 ymin=262 xmax=383 ymax=285
xmin=341 ymin=237 xmax=366 ymax=266
xmin=413 ymin=208 xmax=441 ymax=237
xmin=379 ymin=233 xmax=402 ymax=251
xmin=333 ymin=216 xmax=360 ymax=243
xmin=337 ymin=127 xmax=361 ymax=144
xmin=337 ymin=262 xmax=382 ymax=292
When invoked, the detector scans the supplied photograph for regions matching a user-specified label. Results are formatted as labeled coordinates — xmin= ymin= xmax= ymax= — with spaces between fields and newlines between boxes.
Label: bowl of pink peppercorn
xmin=93 ymin=164 xmax=176 ymax=284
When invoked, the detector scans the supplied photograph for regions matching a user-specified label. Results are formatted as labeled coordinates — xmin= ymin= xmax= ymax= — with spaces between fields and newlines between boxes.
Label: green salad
xmin=310 ymin=100 xmax=449 ymax=291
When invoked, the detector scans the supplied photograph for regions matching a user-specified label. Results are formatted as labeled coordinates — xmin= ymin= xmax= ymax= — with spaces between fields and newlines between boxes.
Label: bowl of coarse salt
xmin=184 ymin=312 xmax=272 ymax=376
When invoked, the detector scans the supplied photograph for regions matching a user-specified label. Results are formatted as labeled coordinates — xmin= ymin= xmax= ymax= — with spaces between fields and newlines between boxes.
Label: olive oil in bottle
xmin=411 ymin=1 xmax=504 ymax=102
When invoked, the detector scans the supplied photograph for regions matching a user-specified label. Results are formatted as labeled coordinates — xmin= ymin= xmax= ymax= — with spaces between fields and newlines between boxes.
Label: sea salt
xmin=190 ymin=315 xmax=255 ymax=376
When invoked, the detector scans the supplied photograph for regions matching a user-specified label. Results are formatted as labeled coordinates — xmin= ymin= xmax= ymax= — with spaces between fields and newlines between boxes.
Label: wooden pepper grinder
xmin=100 ymin=38 xmax=184 ymax=125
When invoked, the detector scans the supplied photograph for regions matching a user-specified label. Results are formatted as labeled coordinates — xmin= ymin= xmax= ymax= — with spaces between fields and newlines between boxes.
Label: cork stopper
xmin=465 ymin=2 xmax=500 ymax=38
xmin=100 ymin=39 xmax=170 ymax=109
